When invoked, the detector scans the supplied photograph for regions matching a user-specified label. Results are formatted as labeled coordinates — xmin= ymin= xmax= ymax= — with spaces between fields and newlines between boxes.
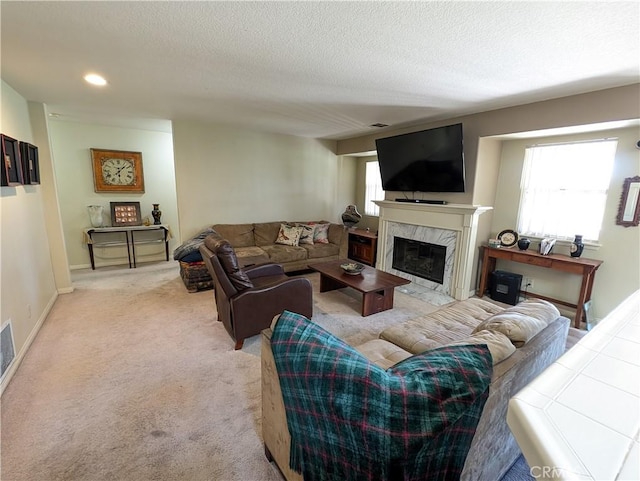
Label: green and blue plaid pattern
xmin=272 ymin=310 xmax=493 ymax=481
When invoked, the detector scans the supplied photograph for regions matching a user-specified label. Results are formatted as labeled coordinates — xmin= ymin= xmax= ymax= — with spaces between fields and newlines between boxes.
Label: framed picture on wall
xmin=91 ymin=148 xmax=145 ymax=193
xmin=19 ymin=141 xmax=40 ymax=185
xmin=110 ymin=202 xmax=142 ymax=226
xmin=1 ymin=134 xmax=24 ymax=187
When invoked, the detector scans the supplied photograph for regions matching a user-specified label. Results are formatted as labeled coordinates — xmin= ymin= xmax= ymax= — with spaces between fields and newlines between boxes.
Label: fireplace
xmin=393 ymin=237 xmax=446 ymax=284
xmin=373 ymin=200 xmax=492 ymax=300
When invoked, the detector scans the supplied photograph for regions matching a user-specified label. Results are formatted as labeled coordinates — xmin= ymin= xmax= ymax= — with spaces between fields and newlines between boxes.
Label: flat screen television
xmin=375 ymin=123 xmax=465 ymax=193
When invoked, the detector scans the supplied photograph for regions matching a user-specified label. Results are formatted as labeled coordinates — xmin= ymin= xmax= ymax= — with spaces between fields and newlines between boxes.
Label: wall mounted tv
xmin=375 ymin=123 xmax=465 ymax=193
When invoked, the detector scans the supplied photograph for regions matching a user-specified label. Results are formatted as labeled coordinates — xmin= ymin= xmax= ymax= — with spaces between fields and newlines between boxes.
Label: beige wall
xmin=337 ymin=85 xmax=640 ymax=320
xmin=1 ymin=81 xmax=59 ymax=392
xmin=48 ymin=121 xmax=178 ymax=269
xmin=490 ymin=126 xmax=640 ymax=321
xmin=171 ymin=120 xmax=344 ymax=239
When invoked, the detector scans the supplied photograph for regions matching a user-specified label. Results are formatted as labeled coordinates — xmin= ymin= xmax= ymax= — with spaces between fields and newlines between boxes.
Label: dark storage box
xmin=490 ymin=270 xmax=522 ymax=305
xmin=179 ymin=261 xmax=213 ymax=293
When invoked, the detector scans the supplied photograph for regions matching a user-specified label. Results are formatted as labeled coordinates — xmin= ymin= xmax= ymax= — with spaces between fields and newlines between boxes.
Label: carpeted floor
xmin=1 ymin=260 xmax=549 ymax=481
xmin=1 ymin=261 xmax=447 ymax=480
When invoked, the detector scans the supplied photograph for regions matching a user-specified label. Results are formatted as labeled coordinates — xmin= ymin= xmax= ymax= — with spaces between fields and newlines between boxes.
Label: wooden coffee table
xmin=309 ymin=259 xmax=411 ymax=316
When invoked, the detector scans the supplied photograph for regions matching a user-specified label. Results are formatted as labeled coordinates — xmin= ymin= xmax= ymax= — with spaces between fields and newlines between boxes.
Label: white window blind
xmin=365 ymin=161 xmax=384 ymax=216
xmin=517 ymin=139 xmax=617 ymax=242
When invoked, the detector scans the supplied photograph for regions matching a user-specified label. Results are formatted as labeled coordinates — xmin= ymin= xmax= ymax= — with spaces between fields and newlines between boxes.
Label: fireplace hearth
xmin=392 ymin=237 xmax=446 ymax=284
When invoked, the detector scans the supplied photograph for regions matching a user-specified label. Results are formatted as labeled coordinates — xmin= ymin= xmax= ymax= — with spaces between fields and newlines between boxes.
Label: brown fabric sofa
xmin=262 ymin=297 xmax=570 ymax=481
xmin=212 ymin=221 xmax=348 ymax=273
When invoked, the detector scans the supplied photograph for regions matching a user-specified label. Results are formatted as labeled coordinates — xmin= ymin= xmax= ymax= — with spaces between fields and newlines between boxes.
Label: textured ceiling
xmin=1 ymin=1 xmax=639 ymax=139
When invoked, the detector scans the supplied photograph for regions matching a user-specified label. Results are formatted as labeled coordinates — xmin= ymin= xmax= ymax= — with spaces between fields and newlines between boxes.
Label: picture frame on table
xmin=19 ymin=141 xmax=40 ymax=185
xmin=110 ymin=201 xmax=142 ymax=227
xmin=1 ymin=134 xmax=24 ymax=187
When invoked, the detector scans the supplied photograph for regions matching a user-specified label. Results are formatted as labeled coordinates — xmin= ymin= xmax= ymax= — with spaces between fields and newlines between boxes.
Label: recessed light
xmin=84 ymin=73 xmax=107 ymax=86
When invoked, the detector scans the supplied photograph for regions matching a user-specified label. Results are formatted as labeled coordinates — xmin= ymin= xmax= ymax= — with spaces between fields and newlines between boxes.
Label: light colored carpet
xmin=1 ymin=261 xmax=442 ymax=481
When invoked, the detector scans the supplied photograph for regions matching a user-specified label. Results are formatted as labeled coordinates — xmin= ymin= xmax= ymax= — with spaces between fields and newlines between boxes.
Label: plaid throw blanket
xmin=271 ymin=310 xmax=493 ymax=481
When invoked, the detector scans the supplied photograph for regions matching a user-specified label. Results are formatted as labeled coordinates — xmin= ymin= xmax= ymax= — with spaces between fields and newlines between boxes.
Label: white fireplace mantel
xmin=374 ymin=201 xmax=492 ymax=300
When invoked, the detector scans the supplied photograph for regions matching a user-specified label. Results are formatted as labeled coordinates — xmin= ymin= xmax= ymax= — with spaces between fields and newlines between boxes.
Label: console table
xmin=84 ymin=225 xmax=171 ymax=269
xmin=478 ymin=246 xmax=603 ymax=328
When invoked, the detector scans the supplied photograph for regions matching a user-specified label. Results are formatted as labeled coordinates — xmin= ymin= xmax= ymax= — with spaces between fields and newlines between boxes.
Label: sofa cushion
xmin=205 ymin=235 xmax=253 ymax=291
xmin=261 ymin=244 xmax=308 ymax=264
xmin=380 ymin=298 xmax=504 ymax=354
xmin=254 ymin=222 xmax=285 ymax=246
xmin=354 ymin=339 xmax=413 ymax=369
xmin=276 ymin=224 xmax=303 ymax=246
xmin=472 ymin=299 xmax=560 ymax=347
xmin=212 ymin=223 xmax=255 ymax=248
xmin=303 ymin=242 xmax=340 ymax=259
xmin=441 ymin=330 xmax=516 ymax=365
xmin=234 ymin=246 xmax=270 ymax=267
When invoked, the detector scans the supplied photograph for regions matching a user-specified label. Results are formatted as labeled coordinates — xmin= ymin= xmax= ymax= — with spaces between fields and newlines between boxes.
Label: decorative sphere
xmin=517 ymin=238 xmax=531 ymax=250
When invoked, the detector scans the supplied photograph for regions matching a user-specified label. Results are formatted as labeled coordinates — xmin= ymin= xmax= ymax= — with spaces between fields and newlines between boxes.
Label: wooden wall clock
xmin=90 ymin=148 xmax=144 ymax=193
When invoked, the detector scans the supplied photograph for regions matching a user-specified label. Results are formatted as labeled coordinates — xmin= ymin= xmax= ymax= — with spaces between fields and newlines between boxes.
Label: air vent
xmin=1 ymin=320 xmax=15 ymax=381
xmin=370 ymin=123 xmax=389 ymax=128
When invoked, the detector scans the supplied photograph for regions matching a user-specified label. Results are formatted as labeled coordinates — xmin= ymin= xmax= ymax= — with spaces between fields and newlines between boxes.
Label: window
xmin=365 ymin=161 xmax=384 ymax=216
xmin=517 ymin=139 xmax=617 ymax=242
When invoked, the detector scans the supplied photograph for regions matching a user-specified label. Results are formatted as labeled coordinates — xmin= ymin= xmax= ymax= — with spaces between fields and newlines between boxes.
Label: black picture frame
xmin=110 ymin=201 xmax=142 ymax=226
xmin=19 ymin=141 xmax=40 ymax=185
xmin=1 ymin=134 xmax=24 ymax=187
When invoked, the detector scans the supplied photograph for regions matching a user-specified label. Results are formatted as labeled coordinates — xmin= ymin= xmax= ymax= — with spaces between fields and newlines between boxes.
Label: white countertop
xmin=507 ymin=289 xmax=640 ymax=481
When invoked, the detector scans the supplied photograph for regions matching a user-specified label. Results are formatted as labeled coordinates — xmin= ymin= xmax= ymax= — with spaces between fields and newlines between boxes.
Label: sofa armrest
xmin=244 ymin=263 xmax=285 ymax=278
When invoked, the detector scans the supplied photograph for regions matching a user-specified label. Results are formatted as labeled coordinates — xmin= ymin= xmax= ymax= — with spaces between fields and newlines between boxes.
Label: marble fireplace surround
xmin=374 ymin=201 xmax=492 ymax=300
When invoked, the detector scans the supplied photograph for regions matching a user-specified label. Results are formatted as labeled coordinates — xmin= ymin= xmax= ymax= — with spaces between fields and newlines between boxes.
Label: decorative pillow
xmin=270 ymin=310 xmax=493 ymax=481
xmin=297 ymin=223 xmax=316 ymax=245
xmin=472 ymin=299 xmax=560 ymax=347
xmin=276 ymin=224 xmax=303 ymax=246
xmin=313 ymin=223 xmax=330 ymax=244
xmin=441 ymin=330 xmax=516 ymax=365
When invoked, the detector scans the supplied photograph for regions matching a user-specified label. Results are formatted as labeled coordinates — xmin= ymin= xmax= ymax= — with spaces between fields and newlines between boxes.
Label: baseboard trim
xmin=0 ymin=290 xmax=59 ymax=397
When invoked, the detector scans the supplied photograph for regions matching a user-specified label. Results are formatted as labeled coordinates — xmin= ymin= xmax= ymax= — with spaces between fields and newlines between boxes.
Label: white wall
xmin=1 ymin=80 xmax=58 ymax=392
xmin=491 ymin=126 xmax=640 ymax=320
xmin=171 ymin=120 xmax=342 ymax=239
xmin=48 ymin=121 xmax=178 ymax=269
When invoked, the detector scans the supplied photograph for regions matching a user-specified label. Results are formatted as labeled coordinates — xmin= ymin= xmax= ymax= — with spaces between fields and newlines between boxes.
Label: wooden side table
xmin=478 ymin=246 xmax=603 ymax=328
xmin=348 ymin=228 xmax=378 ymax=266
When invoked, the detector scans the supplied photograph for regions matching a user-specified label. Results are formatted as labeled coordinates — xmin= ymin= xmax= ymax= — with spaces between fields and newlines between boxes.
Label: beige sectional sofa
xmin=262 ymin=297 xmax=570 ymax=481
xmin=212 ymin=221 xmax=348 ymax=272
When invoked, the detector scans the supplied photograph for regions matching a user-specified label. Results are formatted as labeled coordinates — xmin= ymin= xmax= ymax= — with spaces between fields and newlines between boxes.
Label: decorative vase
xmin=87 ymin=205 xmax=104 ymax=228
xmin=517 ymin=238 xmax=531 ymax=251
xmin=570 ymin=235 xmax=584 ymax=258
xmin=151 ymin=204 xmax=162 ymax=225
xmin=341 ymin=204 xmax=362 ymax=229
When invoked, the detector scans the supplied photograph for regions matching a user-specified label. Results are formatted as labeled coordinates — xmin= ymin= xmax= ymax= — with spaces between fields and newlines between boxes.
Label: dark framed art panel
xmin=110 ymin=201 xmax=142 ymax=226
xmin=1 ymin=134 xmax=24 ymax=187
xmin=19 ymin=141 xmax=40 ymax=185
